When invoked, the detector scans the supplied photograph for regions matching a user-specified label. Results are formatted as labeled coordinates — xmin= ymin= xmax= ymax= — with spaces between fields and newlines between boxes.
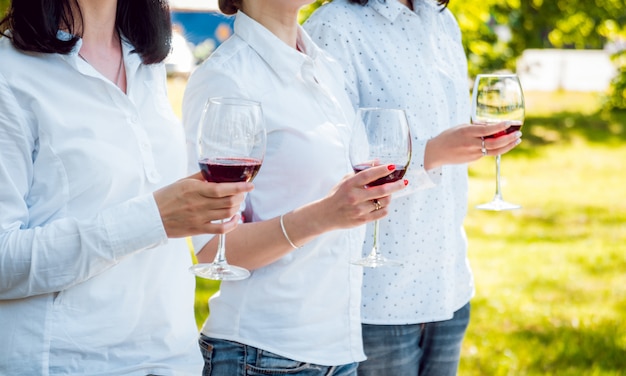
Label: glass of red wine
xmin=350 ymin=108 xmax=411 ymax=267
xmin=189 ymin=97 xmax=265 ymax=281
xmin=472 ymin=73 xmax=525 ymax=211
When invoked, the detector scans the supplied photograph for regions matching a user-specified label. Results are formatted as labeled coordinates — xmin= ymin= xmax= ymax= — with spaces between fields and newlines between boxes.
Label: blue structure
xmin=171 ymin=10 xmax=234 ymax=48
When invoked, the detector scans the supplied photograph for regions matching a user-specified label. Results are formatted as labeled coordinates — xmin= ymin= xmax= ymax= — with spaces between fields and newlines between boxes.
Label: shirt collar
xmin=57 ymin=30 xmax=142 ymax=74
xmin=368 ymin=0 xmax=408 ymax=22
xmin=233 ymin=10 xmax=318 ymax=82
xmin=369 ymin=0 xmax=440 ymax=21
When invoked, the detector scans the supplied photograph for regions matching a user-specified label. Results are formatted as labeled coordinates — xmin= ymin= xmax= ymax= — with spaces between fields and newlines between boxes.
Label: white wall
xmin=516 ymin=49 xmax=617 ymax=92
xmin=169 ymin=0 xmax=219 ymax=11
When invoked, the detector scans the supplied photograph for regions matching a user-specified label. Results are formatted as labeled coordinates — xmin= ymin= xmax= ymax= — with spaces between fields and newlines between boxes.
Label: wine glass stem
xmin=212 ymin=221 xmax=228 ymax=265
xmin=494 ymin=154 xmax=504 ymax=201
xmin=367 ymin=219 xmax=382 ymax=259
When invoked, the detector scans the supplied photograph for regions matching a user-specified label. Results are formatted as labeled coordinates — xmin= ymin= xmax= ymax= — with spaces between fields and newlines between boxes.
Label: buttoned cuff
xmin=102 ymin=193 xmax=168 ymax=260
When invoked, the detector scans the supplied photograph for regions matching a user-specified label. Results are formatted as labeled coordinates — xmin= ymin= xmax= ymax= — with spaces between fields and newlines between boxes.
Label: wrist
xmin=279 ymin=213 xmax=301 ymax=249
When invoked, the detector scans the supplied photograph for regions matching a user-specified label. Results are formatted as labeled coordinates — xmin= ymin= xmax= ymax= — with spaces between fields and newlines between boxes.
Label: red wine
xmin=353 ymin=164 xmax=407 ymax=187
xmin=199 ymin=157 xmax=262 ymax=183
xmin=482 ymin=121 xmax=523 ymax=139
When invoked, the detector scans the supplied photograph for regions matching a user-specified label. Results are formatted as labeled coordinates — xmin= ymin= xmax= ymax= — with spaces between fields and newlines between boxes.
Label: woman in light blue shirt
xmin=182 ymin=0 xmax=409 ymax=375
xmin=0 ymin=0 xmax=253 ymax=374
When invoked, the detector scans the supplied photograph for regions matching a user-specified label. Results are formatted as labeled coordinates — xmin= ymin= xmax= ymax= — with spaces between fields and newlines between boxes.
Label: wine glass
xmin=472 ymin=73 xmax=525 ymax=211
xmin=189 ymin=97 xmax=265 ymax=281
xmin=350 ymin=108 xmax=412 ymax=267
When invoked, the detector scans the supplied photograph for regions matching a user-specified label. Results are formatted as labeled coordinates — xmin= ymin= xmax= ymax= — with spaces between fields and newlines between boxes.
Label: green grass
xmin=168 ymin=80 xmax=626 ymax=374
xmin=463 ymin=91 xmax=626 ymax=375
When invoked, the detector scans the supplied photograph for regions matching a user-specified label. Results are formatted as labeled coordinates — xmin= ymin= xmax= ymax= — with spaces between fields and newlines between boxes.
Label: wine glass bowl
xmin=472 ymin=74 xmax=525 ymax=211
xmin=189 ymin=97 xmax=265 ymax=281
xmin=349 ymin=108 xmax=411 ymax=267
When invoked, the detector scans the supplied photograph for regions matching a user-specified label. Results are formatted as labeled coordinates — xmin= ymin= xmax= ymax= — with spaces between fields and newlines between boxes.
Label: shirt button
xmin=148 ymin=171 xmax=161 ymax=181
xmin=130 ymin=115 xmax=139 ymax=123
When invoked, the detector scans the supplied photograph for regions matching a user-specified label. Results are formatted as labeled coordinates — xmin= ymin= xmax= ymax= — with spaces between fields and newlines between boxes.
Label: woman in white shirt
xmin=305 ymin=1 xmax=522 ymax=375
xmin=181 ymin=0 xmax=408 ymax=375
xmin=0 ymin=0 xmax=253 ymax=374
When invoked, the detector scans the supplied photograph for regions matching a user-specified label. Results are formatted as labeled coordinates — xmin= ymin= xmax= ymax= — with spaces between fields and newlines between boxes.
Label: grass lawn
xmin=463 ymin=92 xmax=626 ymax=375
xmin=168 ymin=79 xmax=626 ymax=375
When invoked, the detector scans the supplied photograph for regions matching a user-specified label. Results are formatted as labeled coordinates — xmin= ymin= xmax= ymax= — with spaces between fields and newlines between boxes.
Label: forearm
xmin=424 ymin=136 xmax=447 ymax=171
xmin=0 ymin=194 xmax=166 ymax=299
xmin=196 ymin=165 xmax=410 ymax=269
xmin=196 ymin=200 xmax=332 ymax=270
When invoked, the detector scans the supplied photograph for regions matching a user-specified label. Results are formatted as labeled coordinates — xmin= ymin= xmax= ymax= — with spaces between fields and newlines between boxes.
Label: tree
xmin=0 ymin=0 xmax=8 ymax=19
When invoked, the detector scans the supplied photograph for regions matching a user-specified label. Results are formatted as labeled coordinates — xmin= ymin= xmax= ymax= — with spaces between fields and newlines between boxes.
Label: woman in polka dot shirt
xmin=305 ymin=1 xmax=522 ymax=375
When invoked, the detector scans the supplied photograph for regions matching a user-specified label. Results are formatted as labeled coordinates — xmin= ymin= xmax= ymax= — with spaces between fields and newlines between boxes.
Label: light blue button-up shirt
xmin=305 ymin=0 xmax=475 ymax=324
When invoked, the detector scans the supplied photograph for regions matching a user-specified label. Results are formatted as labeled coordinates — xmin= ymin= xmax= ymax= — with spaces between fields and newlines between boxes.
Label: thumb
xmin=187 ymin=171 xmax=205 ymax=181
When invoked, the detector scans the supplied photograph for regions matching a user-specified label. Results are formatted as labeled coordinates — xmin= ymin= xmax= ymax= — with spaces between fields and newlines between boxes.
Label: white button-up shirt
xmin=182 ymin=11 xmax=365 ymax=366
xmin=0 ymin=36 xmax=202 ymax=375
xmin=305 ymin=0 xmax=475 ymax=324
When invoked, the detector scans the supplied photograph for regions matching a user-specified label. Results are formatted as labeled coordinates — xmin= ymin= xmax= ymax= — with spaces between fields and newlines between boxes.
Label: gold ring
xmin=373 ymin=199 xmax=382 ymax=211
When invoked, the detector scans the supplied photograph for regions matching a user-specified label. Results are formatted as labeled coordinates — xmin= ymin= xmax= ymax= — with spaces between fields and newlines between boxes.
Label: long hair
xmin=218 ymin=0 xmax=241 ymax=15
xmin=0 ymin=0 xmax=172 ymax=64
xmin=348 ymin=0 xmax=449 ymax=7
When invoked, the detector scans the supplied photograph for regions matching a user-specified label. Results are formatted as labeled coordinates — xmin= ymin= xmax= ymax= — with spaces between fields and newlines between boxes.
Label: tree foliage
xmin=301 ymin=0 xmax=626 ymax=110
xmin=0 ymin=0 xmax=8 ymax=20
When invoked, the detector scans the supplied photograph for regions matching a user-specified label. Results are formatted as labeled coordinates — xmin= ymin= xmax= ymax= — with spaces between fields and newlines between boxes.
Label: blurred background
xmin=2 ymin=0 xmax=624 ymax=374
xmin=155 ymin=0 xmax=626 ymax=112
xmin=165 ymin=0 xmax=234 ymax=76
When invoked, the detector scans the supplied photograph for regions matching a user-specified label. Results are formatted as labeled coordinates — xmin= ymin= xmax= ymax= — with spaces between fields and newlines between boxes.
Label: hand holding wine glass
xmin=189 ymin=97 xmax=266 ymax=281
xmin=350 ymin=108 xmax=412 ymax=267
xmin=472 ymin=73 xmax=525 ymax=211
xmin=153 ymin=172 xmax=253 ymax=238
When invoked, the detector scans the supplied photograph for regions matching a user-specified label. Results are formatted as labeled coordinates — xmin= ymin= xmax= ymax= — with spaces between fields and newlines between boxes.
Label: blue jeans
xmin=357 ymin=302 xmax=470 ymax=376
xmin=199 ymin=334 xmax=358 ymax=376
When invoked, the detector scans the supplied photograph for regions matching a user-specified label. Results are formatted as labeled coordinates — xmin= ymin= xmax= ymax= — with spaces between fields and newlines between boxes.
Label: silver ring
xmin=373 ymin=199 xmax=382 ymax=211
xmin=481 ymin=138 xmax=487 ymax=156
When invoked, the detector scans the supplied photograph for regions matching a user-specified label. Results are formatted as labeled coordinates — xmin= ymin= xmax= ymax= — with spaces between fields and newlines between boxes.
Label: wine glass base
xmin=476 ymin=198 xmax=521 ymax=211
xmin=351 ymin=255 xmax=403 ymax=268
xmin=189 ymin=263 xmax=250 ymax=281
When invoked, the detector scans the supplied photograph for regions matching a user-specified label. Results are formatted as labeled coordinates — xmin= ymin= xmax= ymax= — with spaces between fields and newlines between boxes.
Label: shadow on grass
xmin=512 ymin=320 xmax=626 ymax=373
xmin=518 ymin=110 xmax=626 ymax=154
xmin=467 ymin=203 xmax=626 ymax=244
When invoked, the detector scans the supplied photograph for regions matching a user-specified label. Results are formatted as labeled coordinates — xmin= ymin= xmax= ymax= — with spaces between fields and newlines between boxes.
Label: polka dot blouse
xmin=305 ymin=0 xmax=475 ymax=324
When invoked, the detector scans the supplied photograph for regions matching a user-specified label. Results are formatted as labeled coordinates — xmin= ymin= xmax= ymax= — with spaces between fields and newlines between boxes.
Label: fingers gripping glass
xmin=350 ymin=108 xmax=412 ymax=267
xmin=189 ymin=97 xmax=266 ymax=281
xmin=472 ymin=74 xmax=525 ymax=211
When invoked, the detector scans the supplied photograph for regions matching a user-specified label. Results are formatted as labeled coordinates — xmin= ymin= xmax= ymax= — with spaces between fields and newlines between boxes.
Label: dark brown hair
xmin=0 ymin=0 xmax=172 ymax=64
xmin=218 ymin=0 xmax=242 ymax=15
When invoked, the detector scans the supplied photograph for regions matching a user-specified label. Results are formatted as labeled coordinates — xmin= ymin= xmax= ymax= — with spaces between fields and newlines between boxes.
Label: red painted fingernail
xmin=387 ymin=164 xmax=396 ymax=171
xmin=404 ymin=179 xmax=409 ymax=186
